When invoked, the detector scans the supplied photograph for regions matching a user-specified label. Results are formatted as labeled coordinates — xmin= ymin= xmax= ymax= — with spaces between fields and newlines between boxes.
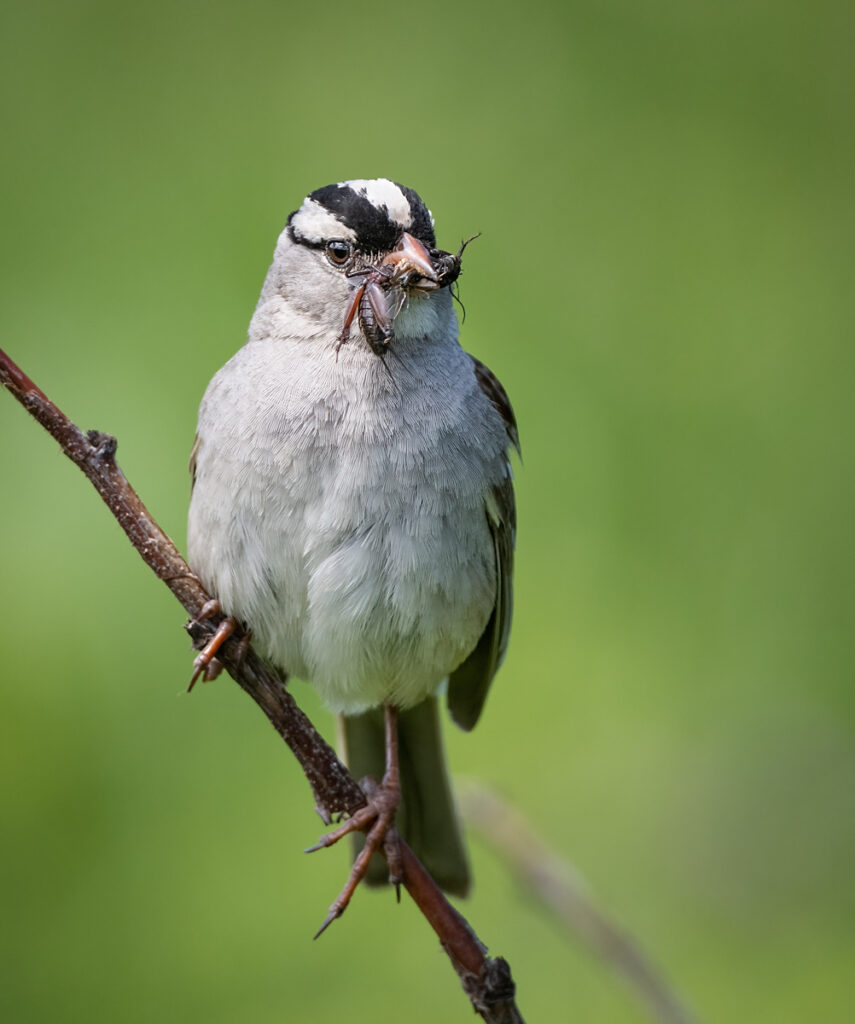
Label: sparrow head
xmin=256 ymin=179 xmax=466 ymax=353
xmin=289 ymin=178 xmax=438 ymax=256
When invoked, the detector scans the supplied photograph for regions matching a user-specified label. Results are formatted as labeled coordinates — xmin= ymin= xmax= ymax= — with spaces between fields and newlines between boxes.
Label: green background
xmin=1 ymin=1 xmax=853 ymax=1021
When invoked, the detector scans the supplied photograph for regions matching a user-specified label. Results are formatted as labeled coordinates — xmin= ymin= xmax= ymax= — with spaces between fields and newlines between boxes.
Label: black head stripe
xmin=394 ymin=183 xmax=436 ymax=248
xmin=310 ymin=184 xmax=400 ymax=251
xmin=291 ymin=181 xmax=436 ymax=253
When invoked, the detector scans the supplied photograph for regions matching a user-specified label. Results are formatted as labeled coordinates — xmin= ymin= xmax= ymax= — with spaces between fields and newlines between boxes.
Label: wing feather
xmin=189 ymin=434 xmax=200 ymax=493
xmin=447 ymin=358 xmax=517 ymax=731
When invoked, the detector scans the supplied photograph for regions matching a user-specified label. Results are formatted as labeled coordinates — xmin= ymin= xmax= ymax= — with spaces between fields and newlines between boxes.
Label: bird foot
xmin=302 ymin=705 xmax=402 ymax=936
xmin=188 ymin=600 xmax=247 ymax=690
xmin=307 ymin=770 xmax=402 ymax=938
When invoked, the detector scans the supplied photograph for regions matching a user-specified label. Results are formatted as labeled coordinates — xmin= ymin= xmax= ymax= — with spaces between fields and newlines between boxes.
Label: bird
xmin=186 ymin=178 xmax=518 ymax=931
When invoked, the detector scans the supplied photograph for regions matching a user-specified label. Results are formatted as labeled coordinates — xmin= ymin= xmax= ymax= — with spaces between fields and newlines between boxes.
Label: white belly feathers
xmin=187 ymin=334 xmax=506 ymax=713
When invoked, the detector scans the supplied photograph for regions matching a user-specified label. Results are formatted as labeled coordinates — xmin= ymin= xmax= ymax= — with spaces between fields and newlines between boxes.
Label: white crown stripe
xmin=290 ymin=198 xmax=358 ymax=244
xmin=344 ymin=178 xmax=412 ymax=228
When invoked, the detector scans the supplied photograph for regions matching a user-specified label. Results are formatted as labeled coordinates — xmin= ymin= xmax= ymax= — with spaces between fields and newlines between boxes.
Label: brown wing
xmin=447 ymin=358 xmax=518 ymax=732
xmin=471 ymin=356 xmax=520 ymax=456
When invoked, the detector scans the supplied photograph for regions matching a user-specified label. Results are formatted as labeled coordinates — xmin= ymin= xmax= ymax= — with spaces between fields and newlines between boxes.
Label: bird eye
xmin=325 ymin=240 xmax=353 ymax=267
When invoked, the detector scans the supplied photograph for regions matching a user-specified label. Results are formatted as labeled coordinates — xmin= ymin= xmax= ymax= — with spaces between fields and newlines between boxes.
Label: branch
xmin=0 ymin=348 xmax=525 ymax=1024
xmin=461 ymin=782 xmax=697 ymax=1024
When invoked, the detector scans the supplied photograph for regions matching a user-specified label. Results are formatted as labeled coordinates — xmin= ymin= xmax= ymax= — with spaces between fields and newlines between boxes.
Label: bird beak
xmin=380 ymin=232 xmax=439 ymax=291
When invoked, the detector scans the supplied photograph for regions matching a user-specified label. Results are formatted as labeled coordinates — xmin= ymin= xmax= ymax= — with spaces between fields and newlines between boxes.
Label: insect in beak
xmin=337 ymin=232 xmax=475 ymax=357
xmin=431 ymin=233 xmax=480 ymax=289
xmin=379 ymin=232 xmax=439 ymax=291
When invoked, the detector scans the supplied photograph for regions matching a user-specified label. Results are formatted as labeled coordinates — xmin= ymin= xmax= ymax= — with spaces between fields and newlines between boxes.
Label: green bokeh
xmin=2 ymin=1 xmax=853 ymax=1021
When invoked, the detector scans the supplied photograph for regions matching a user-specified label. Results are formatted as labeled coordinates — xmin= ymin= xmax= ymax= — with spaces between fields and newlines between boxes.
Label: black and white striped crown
xmin=287 ymin=178 xmax=436 ymax=252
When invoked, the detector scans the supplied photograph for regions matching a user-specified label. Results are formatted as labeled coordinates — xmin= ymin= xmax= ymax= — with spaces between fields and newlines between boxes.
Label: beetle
xmin=336 ymin=232 xmax=479 ymax=356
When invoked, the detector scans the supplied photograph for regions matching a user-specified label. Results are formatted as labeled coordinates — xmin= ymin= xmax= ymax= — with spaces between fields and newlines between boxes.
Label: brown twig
xmin=461 ymin=781 xmax=698 ymax=1024
xmin=0 ymin=348 xmax=525 ymax=1024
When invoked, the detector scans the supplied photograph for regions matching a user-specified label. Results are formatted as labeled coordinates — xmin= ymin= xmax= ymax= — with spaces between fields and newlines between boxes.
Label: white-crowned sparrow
xmin=187 ymin=179 xmax=518 ymax=924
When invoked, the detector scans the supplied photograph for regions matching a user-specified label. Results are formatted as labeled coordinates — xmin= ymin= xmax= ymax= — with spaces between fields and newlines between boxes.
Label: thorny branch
xmin=0 ymin=348 xmax=525 ymax=1024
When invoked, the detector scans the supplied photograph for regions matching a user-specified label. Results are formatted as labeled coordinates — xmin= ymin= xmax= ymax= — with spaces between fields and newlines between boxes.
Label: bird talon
xmin=188 ymin=612 xmax=238 ymax=691
xmin=384 ymin=826 xmax=403 ymax=890
xmin=233 ymin=629 xmax=252 ymax=666
xmin=307 ymin=706 xmax=402 ymax=933
xmin=197 ymin=598 xmax=221 ymax=621
xmin=313 ymin=906 xmax=343 ymax=940
xmin=305 ymin=801 xmax=378 ymax=853
xmin=203 ymin=656 xmax=224 ymax=681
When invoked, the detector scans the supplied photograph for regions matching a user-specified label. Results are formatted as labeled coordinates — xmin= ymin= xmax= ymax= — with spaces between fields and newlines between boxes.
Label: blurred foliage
xmin=1 ymin=0 xmax=853 ymax=1021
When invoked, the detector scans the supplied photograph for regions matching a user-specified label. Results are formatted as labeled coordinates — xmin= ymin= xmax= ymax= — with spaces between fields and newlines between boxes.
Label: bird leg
xmin=307 ymin=704 xmax=402 ymax=937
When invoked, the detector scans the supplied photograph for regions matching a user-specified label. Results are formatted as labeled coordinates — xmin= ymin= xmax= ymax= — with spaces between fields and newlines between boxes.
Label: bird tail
xmin=339 ymin=696 xmax=470 ymax=897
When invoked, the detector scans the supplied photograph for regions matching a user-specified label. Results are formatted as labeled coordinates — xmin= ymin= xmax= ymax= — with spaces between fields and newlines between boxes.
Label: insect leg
xmin=338 ymin=282 xmax=366 ymax=353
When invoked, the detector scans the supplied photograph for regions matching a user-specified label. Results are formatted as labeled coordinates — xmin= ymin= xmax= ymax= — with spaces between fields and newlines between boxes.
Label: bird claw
xmin=310 ymin=706 xmax=402 ymax=935
xmin=188 ymin=601 xmax=246 ymax=691
xmin=384 ymin=826 xmax=403 ymax=896
xmin=313 ymin=907 xmax=342 ymax=940
xmin=307 ymin=766 xmax=402 ymax=938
